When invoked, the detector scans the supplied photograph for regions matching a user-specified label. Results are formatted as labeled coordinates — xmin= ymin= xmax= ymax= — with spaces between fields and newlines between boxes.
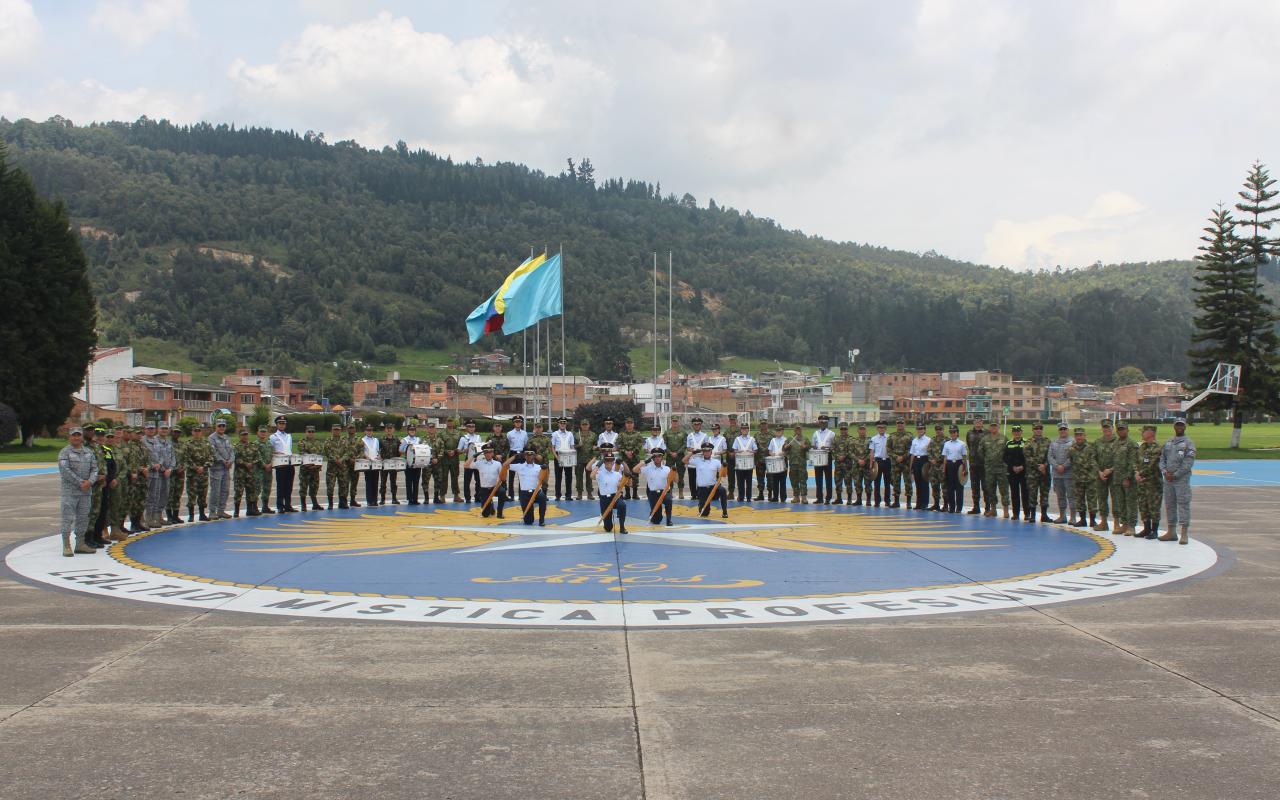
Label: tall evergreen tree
xmin=1235 ymin=161 xmax=1279 ymax=289
xmin=0 ymin=142 xmax=97 ymax=443
xmin=1188 ymin=204 xmax=1279 ymax=448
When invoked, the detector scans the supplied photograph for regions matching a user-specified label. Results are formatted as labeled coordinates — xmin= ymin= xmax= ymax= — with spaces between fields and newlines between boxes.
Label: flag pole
xmin=668 ymin=250 xmax=673 ymax=428
xmin=652 ymin=251 xmax=658 ymax=421
xmin=560 ymin=243 xmax=566 ymax=420
xmin=523 ymin=245 xmax=533 ymax=419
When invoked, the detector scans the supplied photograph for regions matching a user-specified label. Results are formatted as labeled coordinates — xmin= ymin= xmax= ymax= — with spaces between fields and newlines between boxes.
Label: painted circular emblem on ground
xmin=4 ymin=502 xmax=1220 ymax=627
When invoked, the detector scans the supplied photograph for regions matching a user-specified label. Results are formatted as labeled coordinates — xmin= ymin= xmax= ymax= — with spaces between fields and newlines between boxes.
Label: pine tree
xmin=1235 ymin=161 xmax=1279 ymax=289
xmin=1188 ymin=204 xmax=1279 ymax=448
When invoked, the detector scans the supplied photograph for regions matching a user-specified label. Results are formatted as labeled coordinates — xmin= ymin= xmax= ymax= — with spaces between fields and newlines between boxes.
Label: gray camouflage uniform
xmin=1159 ymin=431 xmax=1196 ymax=532
xmin=208 ymin=429 xmax=234 ymax=515
xmin=1046 ymin=434 xmax=1074 ymax=519
xmin=145 ymin=435 xmax=176 ymax=525
xmin=58 ymin=442 xmax=99 ymax=549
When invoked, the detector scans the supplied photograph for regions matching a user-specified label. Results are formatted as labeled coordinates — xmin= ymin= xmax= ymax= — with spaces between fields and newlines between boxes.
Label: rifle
xmin=597 ymin=472 xmax=631 ymax=529
xmin=649 ymin=468 xmax=678 ymax=522
xmin=479 ymin=455 xmax=516 ymax=514
xmin=521 ymin=466 xmax=549 ymax=518
xmin=699 ymin=465 xmax=729 ymax=516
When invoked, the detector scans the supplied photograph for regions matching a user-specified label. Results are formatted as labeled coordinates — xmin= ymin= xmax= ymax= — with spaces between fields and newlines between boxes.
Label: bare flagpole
xmin=523 ymin=245 xmax=533 ymax=419
xmin=559 ymin=243 xmax=566 ymax=420
xmin=668 ymin=250 xmax=673 ymax=427
xmin=652 ymin=251 xmax=658 ymax=420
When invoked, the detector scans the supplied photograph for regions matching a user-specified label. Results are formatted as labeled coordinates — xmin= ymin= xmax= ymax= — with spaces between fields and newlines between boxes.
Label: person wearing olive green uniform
xmin=108 ymin=430 xmax=132 ymax=537
xmin=438 ymin=418 xmax=464 ymax=503
xmin=183 ymin=425 xmax=213 ymax=521
xmin=343 ymin=424 xmax=363 ymax=507
xmin=926 ymin=424 xmax=946 ymax=511
xmin=885 ymin=419 xmax=913 ymax=509
xmin=233 ymin=430 xmax=262 ymax=517
xmin=616 ymin=419 xmax=645 ymax=500
xmin=784 ymin=425 xmax=810 ymax=503
xmin=324 ymin=424 xmax=350 ymax=509
xmin=297 ymin=425 xmax=324 ymax=510
xmin=83 ymin=427 xmax=108 ymax=543
xmin=1134 ymin=425 xmax=1163 ymax=539
xmin=752 ymin=421 xmax=773 ymax=501
xmin=377 ymin=423 xmax=401 ymax=505
xmin=255 ymin=426 xmax=275 ymax=514
xmin=661 ymin=420 xmax=685 ymax=500
xmin=1024 ymin=423 xmax=1051 ymax=522
xmin=91 ymin=428 xmax=120 ymax=545
xmin=1109 ymin=422 xmax=1140 ymax=535
xmin=1089 ymin=420 xmax=1119 ymax=531
xmin=417 ymin=422 xmax=440 ymax=504
xmin=575 ymin=421 xmax=599 ymax=500
xmin=527 ymin=420 xmax=554 ymax=478
xmin=965 ymin=420 xmax=987 ymax=514
xmin=166 ymin=427 xmax=186 ymax=524
xmin=1068 ymin=427 xmax=1096 ymax=528
xmin=124 ymin=429 xmax=148 ymax=532
xmin=832 ymin=423 xmax=855 ymax=504
xmin=850 ymin=424 xmax=872 ymax=506
xmin=980 ymin=421 xmax=1010 ymax=517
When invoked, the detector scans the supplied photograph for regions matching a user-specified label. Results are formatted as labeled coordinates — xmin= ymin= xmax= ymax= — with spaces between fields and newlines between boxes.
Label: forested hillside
xmin=3 ymin=116 xmax=1254 ymax=383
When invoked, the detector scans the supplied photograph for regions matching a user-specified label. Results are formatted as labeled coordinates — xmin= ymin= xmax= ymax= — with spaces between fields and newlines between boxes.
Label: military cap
xmin=1073 ymin=427 xmax=1086 ymax=434
xmin=839 ymin=422 xmax=849 ymax=428
xmin=104 ymin=429 xmax=116 ymax=437
xmin=857 ymin=423 xmax=867 ymax=429
xmin=894 ymin=418 xmax=905 ymax=424
xmin=1057 ymin=422 xmax=1069 ymax=429
xmin=876 ymin=420 xmax=887 ymax=427
xmin=93 ymin=423 xmax=106 ymax=433
xmin=949 ymin=425 xmax=959 ymax=432
xmin=512 ymin=415 xmax=524 ymax=423
xmin=557 ymin=417 xmax=568 ymax=424
xmin=238 ymin=429 xmax=249 ymax=436
xmin=934 ymin=423 xmax=944 ymax=430
xmin=1173 ymin=418 xmax=1187 ymax=426
xmin=1116 ymin=421 xmax=1128 ymax=429
xmin=275 ymin=416 xmax=286 ymax=424
xmin=1142 ymin=425 xmax=1157 ymax=433
xmin=1100 ymin=419 xmax=1112 ymax=428
xmin=701 ymin=442 xmax=714 ymax=449
xmin=916 ymin=423 xmax=926 ymax=430
xmin=257 ymin=425 xmax=269 ymax=433
xmin=331 ymin=423 xmax=342 ymax=430
xmin=711 ymin=422 xmax=721 ymax=429
xmin=363 ymin=423 xmax=374 ymax=430
xmin=522 ymin=447 xmax=536 ymax=455
xmin=1032 ymin=423 xmax=1044 ymax=430
xmin=305 ymin=425 xmax=316 ymax=432
xmin=817 ymin=414 xmax=830 ymax=421
xmin=465 ymin=419 xmax=476 ymax=426
xmin=384 ymin=422 xmax=394 ymax=428
xmin=481 ymin=443 xmax=494 ymax=451
xmin=651 ymin=422 xmax=661 ymax=429
xmin=603 ymin=451 xmax=616 ymax=459
xmin=691 ymin=417 xmax=703 ymax=424
xmin=650 ymin=447 xmax=666 ymax=455
xmin=973 ymin=418 xmax=986 ymax=424
xmin=68 ymin=426 xmax=83 ymax=435
xmin=144 ymin=422 xmax=156 ymax=429
xmin=603 ymin=417 xmax=615 ymax=424
xmin=1011 ymin=425 xmax=1022 ymax=432
xmin=215 ymin=419 xmax=227 ymax=427
xmin=624 ymin=417 xmax=635 ymax=424
xmin=346 ymin=422 xmax=357 ymax=429
xmin=406 ymin=422 xmax=417 ymax=429
xmin=194 ymin=423 xmax=206 ymax=430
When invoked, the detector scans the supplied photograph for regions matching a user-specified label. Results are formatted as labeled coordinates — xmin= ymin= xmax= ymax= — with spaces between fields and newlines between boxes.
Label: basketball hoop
xmin=1180 ymin=362 xmax=1241 ymax=412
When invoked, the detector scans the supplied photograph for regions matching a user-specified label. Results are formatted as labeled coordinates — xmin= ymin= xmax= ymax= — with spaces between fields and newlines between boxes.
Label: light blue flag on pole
xmin=498 ymin=253 xmax=562 ymax=336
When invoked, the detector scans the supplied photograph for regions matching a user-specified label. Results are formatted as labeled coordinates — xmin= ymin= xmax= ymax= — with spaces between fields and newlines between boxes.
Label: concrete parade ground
xmin=1 ymin=465 xmax=1278 ymax=799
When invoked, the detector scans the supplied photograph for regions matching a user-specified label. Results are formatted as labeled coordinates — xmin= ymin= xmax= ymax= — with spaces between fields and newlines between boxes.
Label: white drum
xmin=766 ymin=455 xmax=787 ymax=474
xmin=271 ymin=454 xmax=293 ymax=468
xmin=411 ymin=444 xmax=432 ymax=466
xmin=556 ymin=450 xmax=577 ymax=468
xmin=354 ymin=458 xmax=380 ymax=471
xmin=383 ymin=457 xmax=406 ymax=471
xmin=735 ymin=453 xmax=756 ymax=471
xmin=810 ymin=449 xmax=830 ymax=467
xmin=301 ymin=454 xmax=324 ymax=467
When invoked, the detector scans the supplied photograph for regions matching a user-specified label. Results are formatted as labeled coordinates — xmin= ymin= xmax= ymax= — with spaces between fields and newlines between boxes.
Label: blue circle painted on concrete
xmin=117 ymin=501 xmax=1105 ymax=603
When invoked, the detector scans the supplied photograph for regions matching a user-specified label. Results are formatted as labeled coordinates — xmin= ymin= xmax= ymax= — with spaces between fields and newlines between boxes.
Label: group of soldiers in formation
xmin=55 ymin=410 xmax=1198 ymax=556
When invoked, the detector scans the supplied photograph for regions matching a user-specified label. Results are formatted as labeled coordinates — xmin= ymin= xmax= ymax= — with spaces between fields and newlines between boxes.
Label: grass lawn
xmin=0 ymin=438 xmax=66 ymax=464
xmin=716 ymin=354 xmax=820 ymax=376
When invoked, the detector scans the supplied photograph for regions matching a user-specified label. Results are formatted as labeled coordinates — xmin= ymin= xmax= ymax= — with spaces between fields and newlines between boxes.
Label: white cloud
xmin=91 ymin=0 xmax=193 ymax=48
xmin=0 ymin=0 xmax=41 ymax=65
xmin=226 ymin=12 xmax=613 ymax=166
xmin=3 ymin=79 xmax=203 ymax=126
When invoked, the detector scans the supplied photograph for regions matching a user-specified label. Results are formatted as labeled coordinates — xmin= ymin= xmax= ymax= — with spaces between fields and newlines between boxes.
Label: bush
xmin=0 ymin=402 xmax=17 ymax=445
xmin=573 ymin=400 xmax=648 ymax=431
xmin=175 ymin=416 xmax=199 ymax=435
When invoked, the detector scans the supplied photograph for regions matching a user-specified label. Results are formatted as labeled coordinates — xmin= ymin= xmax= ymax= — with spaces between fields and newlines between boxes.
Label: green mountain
xmin=1 ymin=116 xmax=1245 ymax=383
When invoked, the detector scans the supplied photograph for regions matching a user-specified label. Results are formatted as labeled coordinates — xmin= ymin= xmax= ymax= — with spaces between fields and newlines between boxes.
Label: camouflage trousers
xmin=233 ymin=467 xmax=258 ymax=507
xmin=325 ymin=462 xmax=350 ymax=501
xmin=788 ymin=463 xmax=808 ymax=498
xmin=1109 ymin=478 xmax=1136 ymax=525
xmin=145 ymin=471 xmax=169 ymax=524
xmin=61 ymin=489 xmax=92 ymax=546
xmin=168 ymin=469 xmax=185 ymax=513
xmin=300 ymin=466 xmax=321 ymax=501
xmin=983 ymin=465 xmax=1010 ymax=511
xmin=890 ymin=459 xmax=913 ymax=502
xmin=1096 ymin=476 xmax=1114 ymax=519
xmin=1028 ymin=469 xmax=1050 ymax=511
xmin=187 ymin=471 xmax=209 ymax=511
xmin=127 ymin=474 xmax=147 ymax=520
xmin=441 ymin=461 xmax=460 ymax=498
xmin=574 ymin=463 xmax=595 ymax=498
xmin=928 ymin=463 xmax=944 ymax=506
xmin=834 ymin=464 xmax=854 ymax=497
xmin=108 ymin=480 xmax=128 ymax=531
xmin=1072 ymin=477 xmax=1096 ymax=517
xmin=1164 ymin=477 xmax=1191 ymax=529
xmin=755 ymin=461 xmax=768 ymax=496
xmin=347 ymin=464 xmax=359 ymax=503
xmin=1136 ymin=476 xmax=1162 ymax=525
xmin=89 ymin=484 xmax=104 ymax=528
xmin=256 ymin=465 xmax=272 ymax=509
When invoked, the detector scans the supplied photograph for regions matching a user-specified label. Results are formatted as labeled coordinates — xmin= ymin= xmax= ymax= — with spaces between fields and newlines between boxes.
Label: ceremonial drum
xmin=735 ymin=453 xmax=756 ymax=471
xmin=354 ymin=459 xmax=380 ymax=472
xmin=383 ymin=457 xmax=406 ymax=471
xmin=301 ymin=454 xmax=324 ymax=467
xmin=810 ymin=449 xmax=830 ymax=467
xmin=411 ymin=444 xmax=432 ymax=466
xmin=766 ymin=455 xmax=787 ymax=474
xmin=556 ymin=450 xmax=577 ymax=468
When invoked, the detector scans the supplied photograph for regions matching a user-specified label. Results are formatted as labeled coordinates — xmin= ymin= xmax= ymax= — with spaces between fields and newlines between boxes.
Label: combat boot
xmin=187 ymin=506 xmax=194 ymax=523
xmin=327 ymin=496 xmax=334 ymax=510
xmin=1002 ymin=506 xmax=1010 ymax=519
xmin=1158 ymin=528 xmax=1176 ymax=542
xmin=299 ymin=497 xmax=308 ymax=512
xmin=310 ymin=494 xmax=319 ymax=509
xmin=1093 ymin=515 xmax=1109 ymax=532
xmin=62 ymin=533 xmax=73 ymax=558
xmin=247 ymin=500 xmax=261 ymax=517
xmin=233 ymin=502 xmax=240 ymax=518
xmin=339 ymin=499 xmax=349 ymax=510
xmin=835 ymin=493 xmax=844 ymax=504
xmin=967 ymin=505 xmax=980 ymax=514
xmin=984 ymin=508 xmax=996 ymax=517
xmin=1138 ymin=520 xmax=1151 ymax=538
xmin=1122 ymin=523 xmax=1134 ymax=536
xmin=1040 ymin=509 xmax=1051 ymax=523
xmin=351 ymin=499 xmax=362 ymax=508
xmin=1179 ymin=526 xmax=1189 ymax=545
xmin=199 ymin=507 xmax=210 ymax=522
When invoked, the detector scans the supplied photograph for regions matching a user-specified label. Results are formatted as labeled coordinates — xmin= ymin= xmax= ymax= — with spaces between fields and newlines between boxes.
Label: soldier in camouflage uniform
xmin=108 ymin=429 xmax=131 ymax=539
xmin=661 ymin=419 xmax=684 ymax=500
xmin=832 ymin=422 xmax=855 ymax=504
xmin=980 ymin=420 xmax=1010 ymax=517
xmin=438 ymin=417 xmax=464 ymax=503
xmin=926 ymin=423 xmax=946 ymax=511
xmin=325 ymin=423 xmax=350 ymax=509
xmin=123 ymin=428 xmax=148 ymax=531
xmin=83 ymin=426 xmax=108 ymax=546
xmin=417 ymin=420 xmax=440 ymax=504
xmin=254 ymin=426 xmax=275 ymax=514
xmin=167 ymin=426 xmax=186 ymax=524
xmin=752 ymin=421 xmax=772 ymax=501
xmin=1088 ymin=420 xmax=1118 ymax=531
xmin=1111 ymin=422 xmax=1140 ymax=535
xmin=965 ymin=419 xmax=986 ymax=514
xmin=1068 ymin=427 xmax=1096 ymax=527
xmin=849 ymin=424 xmax=872 ymax=506
xmin=183 ymin=424 xmax=213 ymax=521
xmin=297 ymin=425 xmax=325 ymax=510
xmin=377 ymin=423 xmax=401 ymax=505
xmin=528 ymin=420 xmax=553 ymax=469
xmin=784 ymin=424 xmax=810 ymax=503
xmin=232 ymin=429 xmax=262 ymax=517
xmin=617 ymin=418 xmax=645 ymax=500
xmin=345 ymin=423 xmax=363 ymax=507
xmin=575 ymin=419 xmax=599 ymax=500
xmin=886 ymin=419 xmax=913 ymax=509
xmin=92 ymin=427 xmax=121 ymax=544
xmin=1024 ymin=423 xmax=1051 ymax=522
xmin=1134 ymin=425 xmax=1163 ymax=539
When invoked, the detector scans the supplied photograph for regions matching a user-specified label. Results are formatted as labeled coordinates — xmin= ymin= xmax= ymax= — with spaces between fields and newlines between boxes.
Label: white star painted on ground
xmin=408 ymin=515 xmax=814 ymax=554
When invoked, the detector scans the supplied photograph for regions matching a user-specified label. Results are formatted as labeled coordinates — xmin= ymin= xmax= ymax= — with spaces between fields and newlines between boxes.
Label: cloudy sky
xmin=3 ymin=0 xmax=1278 ymax=269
